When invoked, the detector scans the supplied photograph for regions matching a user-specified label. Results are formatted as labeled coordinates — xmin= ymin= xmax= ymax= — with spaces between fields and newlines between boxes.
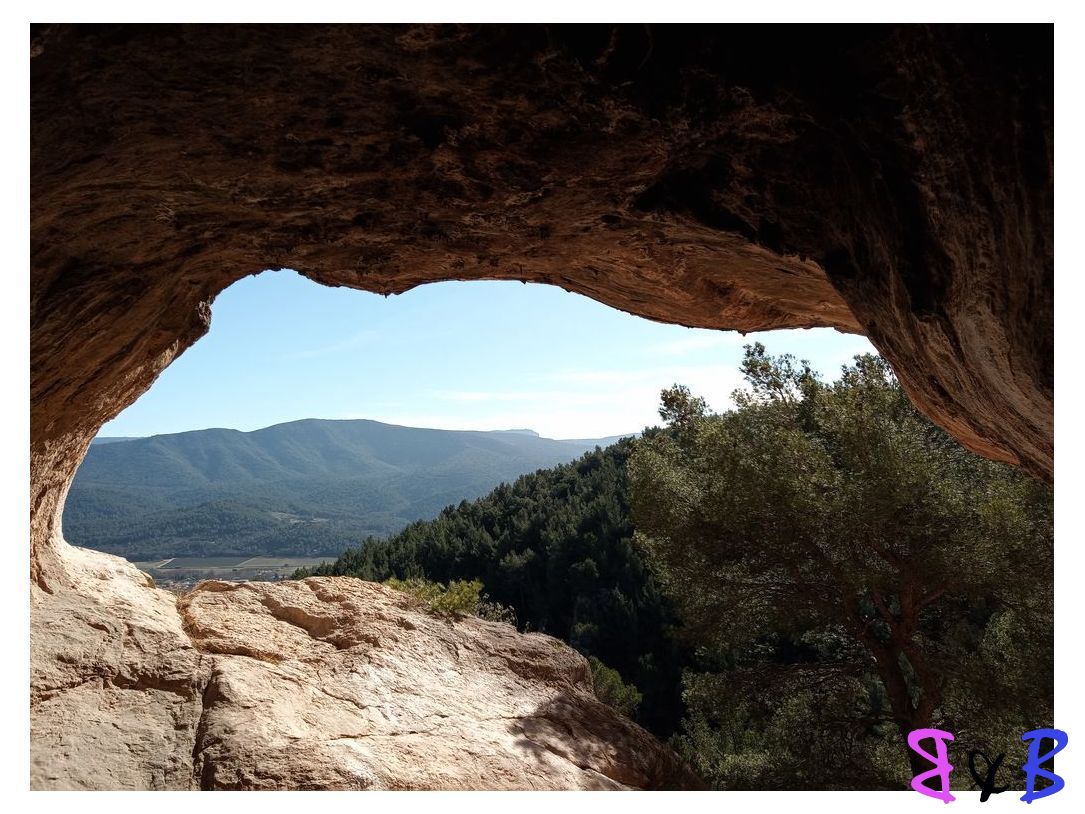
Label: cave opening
xmin=53 ymin=267 xmax=878 ymax=739
xmin=36 ymin=267 xmax=1052 ymax=791
xmin=61 ymin=267 xmax=874 ymax=583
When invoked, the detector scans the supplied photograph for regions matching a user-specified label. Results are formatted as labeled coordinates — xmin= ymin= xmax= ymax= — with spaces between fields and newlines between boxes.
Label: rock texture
xmin=31 ymin=545 xmax=208 ymax=789
xmin=32 ymin=547 xmax=700 ymax=790
xmin=29 ymin=24 xmax=1052 ymax=789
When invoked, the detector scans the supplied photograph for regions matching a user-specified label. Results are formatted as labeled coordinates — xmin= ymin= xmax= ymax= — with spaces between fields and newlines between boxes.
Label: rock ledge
xmin=31 ymin=547 xmax=700 ymax=790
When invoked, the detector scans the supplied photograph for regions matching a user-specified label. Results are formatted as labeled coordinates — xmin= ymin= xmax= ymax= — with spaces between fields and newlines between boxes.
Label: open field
xmin=235 ymin=556 xmax=331 ymax=568
xmin=131 ymin=556 xmax=334 ymax=587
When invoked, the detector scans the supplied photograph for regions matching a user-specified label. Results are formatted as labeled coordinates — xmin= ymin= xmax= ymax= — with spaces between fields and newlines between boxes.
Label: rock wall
xmin=29 ymin=23 xmax=1052 ymax=789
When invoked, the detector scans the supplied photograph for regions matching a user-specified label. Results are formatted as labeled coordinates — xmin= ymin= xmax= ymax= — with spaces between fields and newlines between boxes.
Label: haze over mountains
xmin=65 ymin=418 xmax=631 ymax=561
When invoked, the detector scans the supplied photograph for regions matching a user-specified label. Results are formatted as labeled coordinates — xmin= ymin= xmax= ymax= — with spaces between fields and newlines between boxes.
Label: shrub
xmin=477 ymin=598 xmax=518 ymax=626
xmin=589 ymin=656 xmax=643 ymax=719
xmin=431 ymin=578 xmax=483 ymax=616
xmin=385 ymin=576 xmax=444 ymax=606
xmin=385 ymin=576 xmax=501 ymax=619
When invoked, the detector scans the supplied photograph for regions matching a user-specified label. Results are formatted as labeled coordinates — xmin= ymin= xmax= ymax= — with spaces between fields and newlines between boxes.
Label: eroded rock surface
xmin=31 ymin=548 xmax=699 ymax=790
xmin=30 ymin=546 xmax=209 ymax=789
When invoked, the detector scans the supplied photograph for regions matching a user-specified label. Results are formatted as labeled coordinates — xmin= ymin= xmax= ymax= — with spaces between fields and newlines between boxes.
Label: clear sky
xmin=100 ymin=270 xmax=877 ymax=440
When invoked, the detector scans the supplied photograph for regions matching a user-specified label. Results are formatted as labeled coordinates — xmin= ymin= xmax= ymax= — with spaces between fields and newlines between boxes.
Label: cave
xmin=30 ymin=24 xmax=1052 ymax=789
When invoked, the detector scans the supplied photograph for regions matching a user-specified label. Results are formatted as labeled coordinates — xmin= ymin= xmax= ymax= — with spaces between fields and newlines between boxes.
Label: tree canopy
xmin=629 ymin=344 xmax=1053 ymax=789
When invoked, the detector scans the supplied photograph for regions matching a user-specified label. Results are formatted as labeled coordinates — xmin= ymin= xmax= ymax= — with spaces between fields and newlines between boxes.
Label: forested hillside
xmin=65 ymin=419 xmax=624 ymax=560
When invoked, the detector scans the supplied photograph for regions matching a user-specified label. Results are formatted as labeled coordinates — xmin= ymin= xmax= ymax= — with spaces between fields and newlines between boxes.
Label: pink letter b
xmin=908 ymin=728 xmax=956 ymax=803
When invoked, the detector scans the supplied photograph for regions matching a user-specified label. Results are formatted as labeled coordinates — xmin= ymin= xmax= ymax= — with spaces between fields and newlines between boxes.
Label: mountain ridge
xmin=67 ymin=418 xmax=634 ymax=560
xmin=92 ymin=416 xmax=638 ymax=445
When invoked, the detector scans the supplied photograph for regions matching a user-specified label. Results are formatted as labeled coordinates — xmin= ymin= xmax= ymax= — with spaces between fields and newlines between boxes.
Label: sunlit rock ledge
xmin=30 ymin=544 xmax=701 ymax=790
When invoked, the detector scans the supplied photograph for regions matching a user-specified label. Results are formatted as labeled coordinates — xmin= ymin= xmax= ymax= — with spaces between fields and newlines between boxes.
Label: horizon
xmin=100 ymin=270 xmax=877 ymax=440
xmin=94 ymin=415 xmax=639 ymax=443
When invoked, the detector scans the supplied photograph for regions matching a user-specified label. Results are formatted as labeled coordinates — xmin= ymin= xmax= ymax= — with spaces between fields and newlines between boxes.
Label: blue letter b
xmin=1021 ymin=728 xmax=1068 ymax=803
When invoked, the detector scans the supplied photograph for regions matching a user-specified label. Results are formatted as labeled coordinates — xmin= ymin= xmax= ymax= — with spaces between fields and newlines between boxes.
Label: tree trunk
xmin=868 ymin=639 xmax=936 ymax=780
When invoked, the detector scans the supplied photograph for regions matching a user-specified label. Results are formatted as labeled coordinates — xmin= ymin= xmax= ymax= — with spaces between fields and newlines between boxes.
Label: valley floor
xmin=133 ymin=556 xmax=334 ymax=589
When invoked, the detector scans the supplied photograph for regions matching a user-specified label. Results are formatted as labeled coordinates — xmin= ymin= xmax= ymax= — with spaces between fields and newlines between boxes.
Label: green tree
xmin=629 ymin=344 xmax=1052 ymax=788
xmin=658 ymin=384 xmax=709 ymax=428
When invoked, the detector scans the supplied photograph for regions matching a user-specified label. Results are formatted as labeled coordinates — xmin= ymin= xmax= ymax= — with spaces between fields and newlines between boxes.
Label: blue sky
xmin=100 ymin=270 xmax=877 ymax=440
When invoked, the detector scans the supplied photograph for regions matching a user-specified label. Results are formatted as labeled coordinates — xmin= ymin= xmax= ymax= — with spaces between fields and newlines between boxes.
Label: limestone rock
xmin=31 ymin=547 xmax=700 ymax=790
xmin=30 ymin=545 xmax=209 ymax=789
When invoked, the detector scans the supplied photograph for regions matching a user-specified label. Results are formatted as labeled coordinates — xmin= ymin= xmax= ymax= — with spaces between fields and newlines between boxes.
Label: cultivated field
xmin=132 ymin=555 xmax=333 ymax=588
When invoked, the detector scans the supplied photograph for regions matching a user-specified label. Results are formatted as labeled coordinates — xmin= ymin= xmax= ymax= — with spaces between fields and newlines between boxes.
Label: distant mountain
xmin=90 ymin=436 xmax=142 ymax=445
xmin=65 ymin=419 xmax=628 ymax=561
xmin=558 ymin=434 xmax=636 ymax=448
